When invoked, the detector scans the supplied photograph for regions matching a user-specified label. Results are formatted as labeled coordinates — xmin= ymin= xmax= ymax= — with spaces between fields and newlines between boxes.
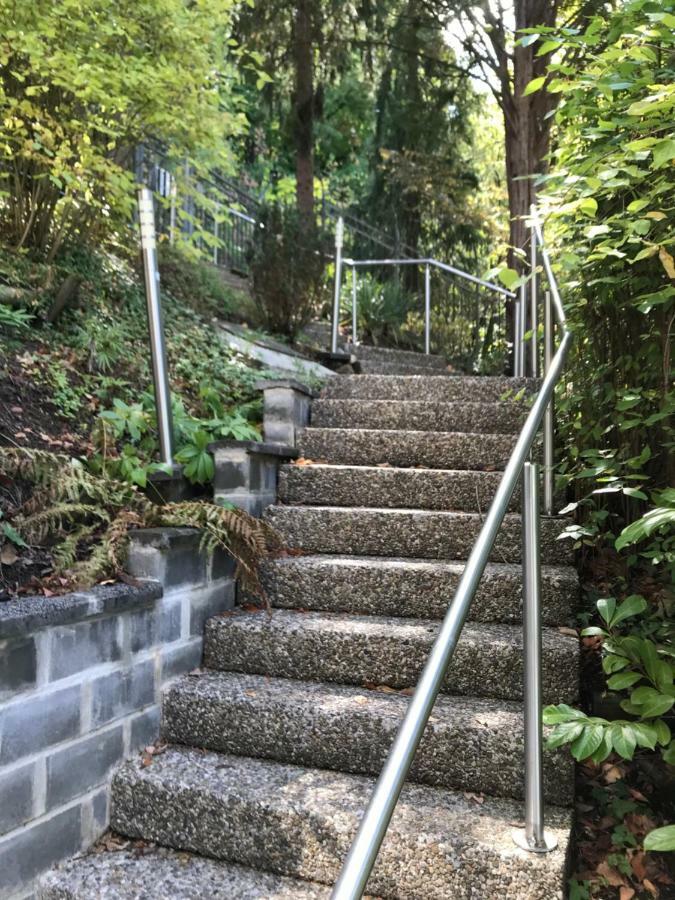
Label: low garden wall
xmin=0 ymin=528 xmax=235 ymax=899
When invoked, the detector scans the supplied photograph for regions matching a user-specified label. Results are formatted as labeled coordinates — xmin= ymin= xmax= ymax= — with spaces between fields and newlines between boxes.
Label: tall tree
xmin=293 ymin=0 xmax=316 ymax=224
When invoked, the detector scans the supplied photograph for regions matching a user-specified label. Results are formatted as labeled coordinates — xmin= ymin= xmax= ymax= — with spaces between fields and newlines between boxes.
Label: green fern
xmin=1 ymin=446 xmax=277 ymax=600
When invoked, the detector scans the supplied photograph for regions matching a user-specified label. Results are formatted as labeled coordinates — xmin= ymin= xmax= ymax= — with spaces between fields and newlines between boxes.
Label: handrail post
xmin=137 ymin=187 xmax=174 ymax=466
xmin=530 ymin=210 xmax=538 ymax=377
xmin=351 ymin=265 xmax=358 ymax=346
xmin=424 ymin=263 xmax=431 ymax=355
xmin=331 ymin=216 xmax=344 ymax=353
xmin=515 ymin=283 xmax=524 ymax=377
xmin=512 ymin=462 xmax=557 ymax=854
xmin=543 ymin=291 xmax=555 ymax=515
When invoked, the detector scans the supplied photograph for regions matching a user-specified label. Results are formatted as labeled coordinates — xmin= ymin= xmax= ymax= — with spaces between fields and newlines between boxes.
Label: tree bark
xmin=293 ymin=0 xmax=315 ymax=228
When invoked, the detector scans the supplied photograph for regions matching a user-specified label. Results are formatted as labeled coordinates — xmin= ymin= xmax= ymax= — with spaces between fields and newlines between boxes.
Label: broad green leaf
xmin=644 ymin=825 xmax=675 ymax=852
xmin=571 ymin=724 xmax=605 ymax=761
xmin=652 ymin=139 xmax=675 ymax=168
xmin=611 ymin=594 xmax=647 ymax=626
xmin=607 ymin=671 xmax=642 ymax=691
xmin=597 ymin=597 xmax=616 ymax=626
xmin=610 ymin=723 xmax=637 ymax=760
xmin=523 ymin=76 xmax=546 ymax=96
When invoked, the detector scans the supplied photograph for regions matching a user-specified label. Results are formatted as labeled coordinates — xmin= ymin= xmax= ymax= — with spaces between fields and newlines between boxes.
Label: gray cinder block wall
xmin=0 ymin=529 xmax=235 ymax=900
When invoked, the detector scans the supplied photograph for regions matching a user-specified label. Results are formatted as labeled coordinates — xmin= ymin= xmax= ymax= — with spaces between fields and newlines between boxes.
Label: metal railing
xmin=330 ymin=216 xmax=516 ymax=367
xmin=331 ymin=206 xmax=571 ymax=898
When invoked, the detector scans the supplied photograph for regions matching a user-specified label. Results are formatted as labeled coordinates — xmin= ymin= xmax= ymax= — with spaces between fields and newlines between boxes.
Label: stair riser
xmin=278 ymin=464 xmax=519 ymax=512
xmin=322 ymin=375 xmax=537 ymax=402
xmin=312 ymin=400 xmax=526 ymax=434
xmin=357 ymin=362 xmax=453 ymax=376
xmin=299 ymin=428 xmax=515 ymax=470
xmin=163 ymin=684 xmax=573 ymax=805
xmin=203 ymin=617 xmax=578 ymax=705
xmin=111 ymin=753 xmax=571 ymax=900
xmin=265 ymin=506 xmax=574 ymax=565
xmin=260 ymin=558 xmax=577 ymax=625
xmin=352 ymin=346 xmax=448 ymax=370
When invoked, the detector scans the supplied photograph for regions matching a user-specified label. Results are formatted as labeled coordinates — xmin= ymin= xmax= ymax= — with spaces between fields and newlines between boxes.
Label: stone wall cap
xmin=254 ymin=379 xmax=316 ymax=397
xmin=207 ymin=439 xmax=298 ymax=458
xmin=0 ymin=581 xmax=163 ymax=640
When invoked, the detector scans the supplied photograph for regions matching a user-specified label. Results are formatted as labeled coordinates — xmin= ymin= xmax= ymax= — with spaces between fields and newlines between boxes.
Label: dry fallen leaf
xmin=293 ymin=457 xmax=315 ymax=466
xmin=643 ymin=879 xmax=658 ymax=897
xmin=558 ymin=626 xmax=578 ymax=637
xmin=596 ymin=861 xmax=626 ymax=887
xmin=619 ymin=887 xmax=635 ymax=900
xmin=0 ymin=544 xmax=18 ymax=566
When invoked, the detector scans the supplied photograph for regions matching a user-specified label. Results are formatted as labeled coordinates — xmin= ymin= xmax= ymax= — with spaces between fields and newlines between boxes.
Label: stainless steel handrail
xmin=331 ymin=210 xmax=569 ymax=899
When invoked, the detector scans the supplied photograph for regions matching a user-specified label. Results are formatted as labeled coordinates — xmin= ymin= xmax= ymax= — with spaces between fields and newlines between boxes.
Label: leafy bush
xmin=0 ymin=0 xmax=243 ymax=259
xmin=343 ymin=274 xmax=416 ymax=348
xmin=248 ymin=204 xmax=328 ymax=338
xmin=95 ymin=390 xmax=260 ymax=488
xmin=0 ymin=446 xmax=278 ymax=599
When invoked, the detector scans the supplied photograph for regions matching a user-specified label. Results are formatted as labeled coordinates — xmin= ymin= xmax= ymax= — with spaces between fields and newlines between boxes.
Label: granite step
xmin=38 ymin=849 xmax=330 ymax=899
xmin=321 ymin=374 xmax=538 ymax=402
xmin=203 ymin=609 xmax=578 ymax=704
xmin=278 ymin=463 xmax=519 ymax=512
xmin=311 ymin=399 xmax=527 ymax=434
xmin=264 ymin=505 xmax=574 ymax=565
xmin=356 ymin=362 xmax=454 ymax=376
xmin=298 ymin=428 xmax=515 ymax=470
xmin=163 ymin=672 xmax=573 ymax=805
xmin=110 ymin=746 xmax=572 ymax=899
xmin=260 ymin=555 xmax=578 ymax=626
xmin=351 ymin=344 xmax=449 ymax=371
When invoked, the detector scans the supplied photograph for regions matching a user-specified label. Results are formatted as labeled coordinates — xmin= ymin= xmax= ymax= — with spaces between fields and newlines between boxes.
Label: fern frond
xmin=17 ymin=503 xmax=111 ymax=544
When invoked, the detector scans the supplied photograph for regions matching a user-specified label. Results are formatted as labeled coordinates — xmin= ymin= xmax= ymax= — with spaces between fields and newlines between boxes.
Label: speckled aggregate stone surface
xmin=278 ymin=463 xmax=521 ymax=512
xmin=265 ymin=505 xmax=574 ymax=565
xmin=321 ymin=374 xmax=539 ymax=402
xmin=38 ymin=848 xmax=330 ymax=898
xmin=162 ymin=671 xmax=573 ymax=804
xmin=298 ymin=427 xmax=516 ymax=470
xmin=203 ymin=609 xmax=578 ymax=704
xmin=260 ymin=555 xmax=578 ymax=625
xmin=110 ymin=747 xmax=571 ymax=899
xmin=353 ymin=345 xmax=448 ymax=370
xmin=311 ymin=399 xmax=526 ymax=434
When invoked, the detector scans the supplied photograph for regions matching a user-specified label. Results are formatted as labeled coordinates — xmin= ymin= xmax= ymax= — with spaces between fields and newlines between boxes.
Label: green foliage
xmin=0 ymin=446 xmax=278 ymax=599
xmin=644 ymin=825 xmax=675 ymax=852
xmin=0 ymin=0 xmax=244 ymax=259
xmin=535 ymin=0 xmax=674 ymax=552
xmin=157 ymin=244 xmax=241 ymax=321
xmin=342 ymin=274 xmax=416 ymax=348
xmin=544 ymin=593 xmax=674 ymax=765
xmin=248 ymin=204 xmax=329 ymax=338
xmin=0 ymin=305 xmax=33 ymax=331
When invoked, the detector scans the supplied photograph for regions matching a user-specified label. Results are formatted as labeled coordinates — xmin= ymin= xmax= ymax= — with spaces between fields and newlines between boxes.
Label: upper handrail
xmin=343 ymin=255 xmax=516 ymax=299
xmin=331 ymin=212 xmax=571 ymax=899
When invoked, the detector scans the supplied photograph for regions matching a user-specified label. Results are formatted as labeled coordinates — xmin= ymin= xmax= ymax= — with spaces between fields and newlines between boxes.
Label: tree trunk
xmin=293 ymin=0 xmax=315 ymax=228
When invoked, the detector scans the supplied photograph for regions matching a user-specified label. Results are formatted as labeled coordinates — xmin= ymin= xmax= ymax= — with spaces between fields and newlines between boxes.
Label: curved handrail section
xmin=331 ymin=213 xmax=570 ymax=899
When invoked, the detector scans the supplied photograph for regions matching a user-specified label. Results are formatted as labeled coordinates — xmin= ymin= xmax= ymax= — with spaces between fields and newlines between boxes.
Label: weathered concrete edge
xmin=0 ymin=582 xmax=163 ymax=642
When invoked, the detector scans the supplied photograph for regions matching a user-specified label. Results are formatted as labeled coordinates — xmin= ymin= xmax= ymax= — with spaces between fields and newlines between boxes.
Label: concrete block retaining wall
xmin=0 ymin=529 xmax=235 ymax=899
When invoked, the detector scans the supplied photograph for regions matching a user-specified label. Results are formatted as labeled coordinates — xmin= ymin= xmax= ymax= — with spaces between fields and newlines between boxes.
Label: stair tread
xmin=322 ymin=374 xmax=539 ymax=402
xmin=312 ymin=399 xmax=527 ymax=434
xmin=163 ymin=670 xmax=573 ymax=803
xmin=260 ymin=553 xmax=577 ymax=625
xmin=111 ymin=745 xmax=571 ymax=899
xmin=203 ymin=608 xmax=578 ymax=703
xmin=278 ymin=462 xmax=518 ymax=511
xmin=39 ymin=848 xmax=330 ymax=899
xmin=265 ymin=504 xmax=574 ymax=565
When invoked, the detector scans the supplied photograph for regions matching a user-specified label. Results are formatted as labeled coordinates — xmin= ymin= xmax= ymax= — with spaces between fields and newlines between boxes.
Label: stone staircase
xmin=350 ymin=345 xmax=451 ymax=376
xmin=40 ymin=374 xmax=579 ymax=900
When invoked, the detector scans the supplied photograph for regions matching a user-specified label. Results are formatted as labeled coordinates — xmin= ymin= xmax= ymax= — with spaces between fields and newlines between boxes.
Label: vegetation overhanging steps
xmin=39 ymin=359 xmax=579 ymax=900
